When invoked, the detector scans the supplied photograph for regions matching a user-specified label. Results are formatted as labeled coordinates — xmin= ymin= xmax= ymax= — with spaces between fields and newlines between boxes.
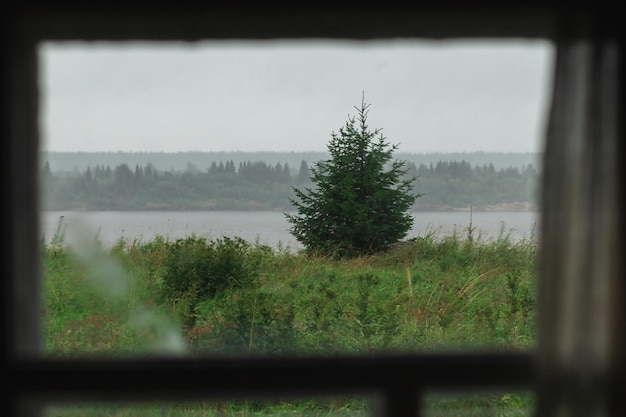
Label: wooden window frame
xmin=1 ymin=3 xmax=623 ymax=417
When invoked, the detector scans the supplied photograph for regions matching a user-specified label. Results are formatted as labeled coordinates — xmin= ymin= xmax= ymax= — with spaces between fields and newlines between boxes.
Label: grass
xmin=42 ymin=218 xmax=538 ymax=415
xmin=45 ymin=398 xmax=371 ymax=417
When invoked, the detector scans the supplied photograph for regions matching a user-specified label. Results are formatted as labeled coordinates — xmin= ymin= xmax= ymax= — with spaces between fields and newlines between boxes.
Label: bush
xmin=157 ymin=236 xmax=260 ymax=328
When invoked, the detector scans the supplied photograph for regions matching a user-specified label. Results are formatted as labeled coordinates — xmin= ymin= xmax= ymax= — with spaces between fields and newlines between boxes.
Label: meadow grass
xmin=42 ymin=222 xmax=537 ymax=416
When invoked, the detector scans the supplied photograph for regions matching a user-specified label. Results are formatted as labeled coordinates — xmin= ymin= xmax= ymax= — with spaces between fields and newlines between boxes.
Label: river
xmin=41 ymin=210 xmax=539 ymax=250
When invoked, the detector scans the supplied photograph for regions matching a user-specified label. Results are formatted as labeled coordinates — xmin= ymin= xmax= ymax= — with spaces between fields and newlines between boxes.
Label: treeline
xmin=41 ymin=159 xmax=539 ymax=211
xmin=41 ymin=150 xmax=541 ymax=172
xmin=407 ymin=160 xmax=539 ymax=210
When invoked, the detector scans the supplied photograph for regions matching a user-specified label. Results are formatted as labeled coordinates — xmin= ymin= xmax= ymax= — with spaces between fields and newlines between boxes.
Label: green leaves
xmin=157 ymin=236 xmax=260 ymax=328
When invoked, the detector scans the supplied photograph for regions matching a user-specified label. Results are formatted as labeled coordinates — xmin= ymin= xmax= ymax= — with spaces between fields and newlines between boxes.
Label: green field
xmin=42 ymin=219 xmax=537 ymax=416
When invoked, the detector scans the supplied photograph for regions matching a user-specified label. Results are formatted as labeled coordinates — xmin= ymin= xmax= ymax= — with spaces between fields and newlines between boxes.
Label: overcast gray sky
xmin=40 ymin=39 xmax=553 ymax=154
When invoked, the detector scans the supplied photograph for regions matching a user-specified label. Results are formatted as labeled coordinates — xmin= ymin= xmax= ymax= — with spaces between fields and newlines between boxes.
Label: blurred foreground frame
xmin=1 ymin=2 xmax=623 ymax=417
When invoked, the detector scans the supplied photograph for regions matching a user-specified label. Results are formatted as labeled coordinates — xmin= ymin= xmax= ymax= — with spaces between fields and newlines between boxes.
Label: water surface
xmin=42 ymin=210 xmax=539 ymax=250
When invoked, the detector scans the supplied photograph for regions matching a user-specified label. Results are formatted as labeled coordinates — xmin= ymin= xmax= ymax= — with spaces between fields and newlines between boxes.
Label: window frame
xmin=2 ymin=3 xmax=622 ymax=417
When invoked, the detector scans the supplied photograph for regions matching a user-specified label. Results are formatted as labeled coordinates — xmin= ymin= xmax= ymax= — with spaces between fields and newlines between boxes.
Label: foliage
xmin=406 ymin=160 xmax=538 ymax=210
xmin=42 ymin=226 xmax=537 ymax=414
xmin=45 ymin=398 xmax=372 ymax=417
xmin=286 ymin=97 xmax=420 ymax=257
xmin=41 ymin=155 xmax=538 ymax=211
xmin=150 ymin=236 xmax=268 ymax=329
xmin=42 ymin=226 xmax=537 ymax=356
xmin=42 ymin=235 xmax=186 ymax=356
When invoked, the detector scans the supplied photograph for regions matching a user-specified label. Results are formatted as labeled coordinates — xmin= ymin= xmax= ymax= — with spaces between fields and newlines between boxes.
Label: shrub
xmin=157 ymin=236 xmax=260 ymax=328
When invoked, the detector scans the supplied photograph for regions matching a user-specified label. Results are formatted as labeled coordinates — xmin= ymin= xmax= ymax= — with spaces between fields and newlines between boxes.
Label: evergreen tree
xmin=225 ymin=160 xmax=237 ymax=175
xmin=285 ymin=96 xmax=420 ymax=257
xmin=297 ymin=160 xmax=311 ymax=184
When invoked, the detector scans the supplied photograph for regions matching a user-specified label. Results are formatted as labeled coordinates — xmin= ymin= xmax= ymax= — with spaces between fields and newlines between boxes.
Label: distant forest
xmin=42 ymin=151 xmax=540 ymax=173
xmin=41 ymin=151 xmax=540 ymax=211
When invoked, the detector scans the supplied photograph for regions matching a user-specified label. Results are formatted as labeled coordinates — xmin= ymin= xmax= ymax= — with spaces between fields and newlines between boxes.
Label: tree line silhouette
xmin=40 ymin=158 xmax=538 ymax=211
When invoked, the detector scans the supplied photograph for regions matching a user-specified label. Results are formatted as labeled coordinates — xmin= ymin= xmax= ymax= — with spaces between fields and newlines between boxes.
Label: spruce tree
xmin=285 ymin=96 xmax=420 ymax=257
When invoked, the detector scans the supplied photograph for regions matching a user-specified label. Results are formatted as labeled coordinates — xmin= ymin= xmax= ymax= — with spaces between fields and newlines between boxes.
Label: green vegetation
xmin=45 ymin=393 xmax=536 ymax=417
xmin=42 ymin=217 xmax=537 ymax=416
xmin=45 ymin=398 xmax=371 ymax=417
xmin=40 ymin=155 xmax=538 ymax=212
xmin=287 ymin=98 xmax=420 ymax=257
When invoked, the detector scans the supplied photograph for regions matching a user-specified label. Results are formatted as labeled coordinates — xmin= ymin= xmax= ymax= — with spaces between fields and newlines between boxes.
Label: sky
xmin=39 ymin=39 xmax=554 ymax=154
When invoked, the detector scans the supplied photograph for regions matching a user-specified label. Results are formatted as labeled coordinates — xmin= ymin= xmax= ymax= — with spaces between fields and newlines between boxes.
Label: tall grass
xmin=42 ymin=223 xmax=537 ymax=415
